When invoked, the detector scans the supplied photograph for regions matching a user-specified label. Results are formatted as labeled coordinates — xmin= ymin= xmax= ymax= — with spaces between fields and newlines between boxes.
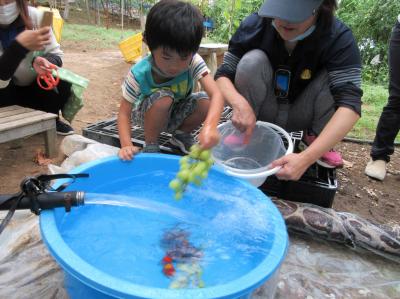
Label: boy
xmin=118 ymin=0 xmax=224 ymax=160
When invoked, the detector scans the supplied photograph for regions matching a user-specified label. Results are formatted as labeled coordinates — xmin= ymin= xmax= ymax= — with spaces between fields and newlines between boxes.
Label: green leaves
xmin=338 ymin=0 xmax=400 ymax=84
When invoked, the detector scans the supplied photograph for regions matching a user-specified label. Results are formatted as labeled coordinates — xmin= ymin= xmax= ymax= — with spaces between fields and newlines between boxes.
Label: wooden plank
xmin=44 ymin=128 xmax=57 ymax=157
xmin=0 ymin=110 xmax=46 ymax=124
xmin=0 ymin=105 xmax=24 ymax=112
xmin=0 ymin=119 xmax=56 ymax=143
xmin=0 ymin=113 xmax=57 ymax=132
xmin=0 ymin=105 xmax=33 ymax=112
xmin=0 ymin=104 xmax=58 ymax=156
xmin=204 ymin=52 xmax=218 ymax=77
xmin=0 ymin=106 xmax=35 ymax=117
xmin=198 ymin=43 xmax=228 ymax=56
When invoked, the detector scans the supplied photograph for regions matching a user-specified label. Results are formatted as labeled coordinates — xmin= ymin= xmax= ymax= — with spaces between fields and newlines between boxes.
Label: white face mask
xmin=272 ymin=20 xmax=316 ymax=42
xmin=0 ymin=2 xmax=19 ymax=25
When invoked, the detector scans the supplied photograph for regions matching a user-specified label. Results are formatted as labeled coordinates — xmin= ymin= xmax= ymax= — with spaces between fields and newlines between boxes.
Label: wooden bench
xmin=0 ymin=105 xmax=58 ymax=157
xmin=198 ymin=43 xmax=228 ymax=77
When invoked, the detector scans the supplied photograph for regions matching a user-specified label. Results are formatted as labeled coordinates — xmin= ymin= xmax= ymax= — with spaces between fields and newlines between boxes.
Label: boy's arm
xmin=198 ymin=73 xmax=224 ymax=149
xmin=117 ymin=99 xmax=140 ymax=160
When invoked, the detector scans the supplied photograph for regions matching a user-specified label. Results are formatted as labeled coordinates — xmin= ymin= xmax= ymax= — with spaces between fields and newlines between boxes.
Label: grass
xmin=62 ymin=23 xmax=138 ymax=49
xmin=348 ymin=83 xmax=400 ymax=142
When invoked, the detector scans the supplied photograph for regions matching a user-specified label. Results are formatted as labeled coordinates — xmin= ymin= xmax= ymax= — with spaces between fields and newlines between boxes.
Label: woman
xmin=0 ymin=0 xmax=74 ymax=135
xmin=215 ymin=0 xmax=362 ymax=180
xmin=365 ymin=16 xmax=400 ymax=181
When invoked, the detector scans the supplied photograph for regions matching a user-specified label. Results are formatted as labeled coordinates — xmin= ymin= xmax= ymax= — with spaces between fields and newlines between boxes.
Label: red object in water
xmin=162 ymin=263 xmax=175 ymax=277
xmin=162 ymin=255 xmax=173 ymax=264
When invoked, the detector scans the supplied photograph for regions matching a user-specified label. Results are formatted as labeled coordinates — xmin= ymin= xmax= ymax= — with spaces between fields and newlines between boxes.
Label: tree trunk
xmin=96 ymin=0 xmax=101 ymax=25
xmin=63 ymin=0 xmax=70 ymax=20
xmin=85 ymin=0 xmax=91 ymax=23
xmin=121 ymin=0 xmax=124 ymax=31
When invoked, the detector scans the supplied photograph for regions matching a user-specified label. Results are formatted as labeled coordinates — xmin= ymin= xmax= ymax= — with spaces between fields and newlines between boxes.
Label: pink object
xmin=224 ymin=134 xmax=245 ymax=146
xmin=303 ymin=134 xmax=343 ymax=168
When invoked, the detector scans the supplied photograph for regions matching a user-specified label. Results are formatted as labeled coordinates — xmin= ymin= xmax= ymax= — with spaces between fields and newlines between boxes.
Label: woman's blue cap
xmin=259 ymin=0 xmax=323 ymax=23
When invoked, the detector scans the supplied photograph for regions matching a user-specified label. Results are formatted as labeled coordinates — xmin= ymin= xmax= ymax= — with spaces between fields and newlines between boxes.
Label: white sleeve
xmin=121 ymin=69 xmax=141 ymax=104
xmin=28 ymin=6 xmax=63 ymax=58
xmin=189 ymin=53 xmax=210 ymax=81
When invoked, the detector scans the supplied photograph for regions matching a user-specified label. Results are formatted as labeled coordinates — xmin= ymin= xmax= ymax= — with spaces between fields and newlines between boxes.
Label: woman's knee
xmin=235 ymin=49 xmax=272 ymax=83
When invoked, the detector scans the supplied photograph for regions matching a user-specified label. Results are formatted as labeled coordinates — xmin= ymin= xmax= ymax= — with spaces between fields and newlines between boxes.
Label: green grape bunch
xmin=169 ymin=144 xmax=214 ymax=200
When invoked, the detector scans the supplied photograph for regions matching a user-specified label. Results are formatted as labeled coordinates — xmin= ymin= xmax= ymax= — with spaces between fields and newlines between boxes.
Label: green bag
xmin=57 ymin=68 xmax=89 ymax=123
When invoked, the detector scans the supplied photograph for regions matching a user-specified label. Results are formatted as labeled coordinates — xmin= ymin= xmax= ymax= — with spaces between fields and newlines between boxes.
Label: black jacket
xmin=216 ymin=13 xmax=363 ymax=115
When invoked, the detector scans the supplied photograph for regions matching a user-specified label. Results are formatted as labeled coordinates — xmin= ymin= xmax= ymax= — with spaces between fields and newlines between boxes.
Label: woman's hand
xmin=231 ymin=100 xmax=256 ymax=144
xmin=215 ymin=76 xmax=256 ymax=144
xmin=16 ymin=27 xmax=51 ymax=51
xmin=118 ymin=145 xmax=140 ymax=161
xmin=32 ymin=56 xmax=56 ymax=76
xmin=198 ymin=125 xmax=220 ymax=149
xmin=270 ymin=152 xmax=313 ymax=181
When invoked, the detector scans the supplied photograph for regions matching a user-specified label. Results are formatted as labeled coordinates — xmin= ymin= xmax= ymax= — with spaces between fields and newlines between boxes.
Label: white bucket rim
xmin=213 ymin=121 xmax=294 ymax=178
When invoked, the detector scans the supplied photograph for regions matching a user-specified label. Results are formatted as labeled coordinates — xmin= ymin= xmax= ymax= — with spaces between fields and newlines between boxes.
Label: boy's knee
xmin=145 ymin=96 xmax=173 ymax=115
xmin=197 ymin=97 xmax=210 ymax=111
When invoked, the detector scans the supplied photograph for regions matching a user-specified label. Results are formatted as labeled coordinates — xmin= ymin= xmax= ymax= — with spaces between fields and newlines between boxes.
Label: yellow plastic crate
xmin=119 ymin=33 xmax=143 ymax=63
xmin=37 ymin=6 xmax=64 ymax=43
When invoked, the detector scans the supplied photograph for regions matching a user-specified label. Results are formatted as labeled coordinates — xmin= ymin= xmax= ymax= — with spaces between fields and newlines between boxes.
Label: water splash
xmin=84 ymin=193 xmax=205 ymax=225
xmin=59 ymin=180 xmax=278 ymax=287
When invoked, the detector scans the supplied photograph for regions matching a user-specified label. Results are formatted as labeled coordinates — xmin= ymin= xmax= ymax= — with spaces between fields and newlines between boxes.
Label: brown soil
xmin=0 ymin=40 xmax=399 ymax=226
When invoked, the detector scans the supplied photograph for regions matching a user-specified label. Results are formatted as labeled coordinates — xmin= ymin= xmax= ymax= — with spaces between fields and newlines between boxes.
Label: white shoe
xmin=365 ymin=159 xmax=387 ymax=181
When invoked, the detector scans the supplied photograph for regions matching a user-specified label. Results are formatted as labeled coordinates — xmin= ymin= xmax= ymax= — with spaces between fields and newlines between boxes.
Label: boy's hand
xmin=198 ymin=126 xmax=220 ymax=149
xmin=118 ymin=145 xmax=140 ymax=161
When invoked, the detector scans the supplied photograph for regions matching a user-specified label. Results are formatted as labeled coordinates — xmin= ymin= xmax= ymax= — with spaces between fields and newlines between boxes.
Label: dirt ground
xmin=0 ymin=41 xmax=399 ymax=227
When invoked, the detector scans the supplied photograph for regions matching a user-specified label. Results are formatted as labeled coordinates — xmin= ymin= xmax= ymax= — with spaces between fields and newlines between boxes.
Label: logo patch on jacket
xmin=300 ymin=69 xmax=312 ymax=80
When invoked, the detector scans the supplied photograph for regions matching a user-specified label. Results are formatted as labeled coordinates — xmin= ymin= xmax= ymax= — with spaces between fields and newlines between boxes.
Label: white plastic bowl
xmin=212 ymin=121 xmax=294 ymax=187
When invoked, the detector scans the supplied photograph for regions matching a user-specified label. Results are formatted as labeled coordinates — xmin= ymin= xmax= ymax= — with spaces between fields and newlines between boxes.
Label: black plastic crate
xmin=82 ymin=107 xmax=233 ymax=155
xmin=83 ymin=109 xmax=337 ymax=207
xmin=260 ymin=163 xmax=337 ymax=208
xmin=83 ymin=118 xmax=181 ymax=154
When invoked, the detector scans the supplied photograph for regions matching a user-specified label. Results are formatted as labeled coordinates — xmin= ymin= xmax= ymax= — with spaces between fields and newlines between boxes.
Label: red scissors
xmin=36 ymin=66 xmax=60 ymax=91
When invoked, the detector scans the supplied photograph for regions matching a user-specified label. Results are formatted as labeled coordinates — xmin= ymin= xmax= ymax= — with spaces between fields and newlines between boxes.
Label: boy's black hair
xmin=144 ymin=0 xmax=204 ymax=56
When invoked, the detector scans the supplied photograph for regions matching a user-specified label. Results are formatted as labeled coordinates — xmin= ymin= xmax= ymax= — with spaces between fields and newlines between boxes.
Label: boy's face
xmin=152 ymin=47 xmax=193 ymax=77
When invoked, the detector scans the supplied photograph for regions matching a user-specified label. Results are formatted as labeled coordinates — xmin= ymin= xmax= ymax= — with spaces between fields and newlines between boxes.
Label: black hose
xmin=0 ymin=192 xmax=85 ymax=211
xmin=343 ymin=136 xmax=400 ymax=146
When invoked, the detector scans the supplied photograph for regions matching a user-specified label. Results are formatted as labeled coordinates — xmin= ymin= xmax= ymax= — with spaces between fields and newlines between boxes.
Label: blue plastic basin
xmin=40 ymin=154 xmax=288 ymax=299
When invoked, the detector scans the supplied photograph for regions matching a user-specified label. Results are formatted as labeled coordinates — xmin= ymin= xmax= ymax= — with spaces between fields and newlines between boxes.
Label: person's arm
xmin=214 ymin=13 xmax=266 ymax=143
xmin=216 ymin=76 xmax=256 ymax=143
xmin=32 ymin=7 xmax=64 ymax=68
xmin=32 ymin=25 xmax=64 ymax=75
xmin=197 ymin=74 xmax=224 ymax=149
xmin=0 ymin=41 xmax=29 ymax=80
xmin=0 ymin=27 xmax=51 ymax=80
xmin=118 ymin=70 xmax=141 ymax=160
xmin=117 ymin=99 xmax=140 ymax=160
xmin=39 ymin=28 xmax=63 ymax=68
xmin=271 ymin=107 xmax=359 ymax=180
xmin=272 ymin=20 xmax=363 ymax=181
